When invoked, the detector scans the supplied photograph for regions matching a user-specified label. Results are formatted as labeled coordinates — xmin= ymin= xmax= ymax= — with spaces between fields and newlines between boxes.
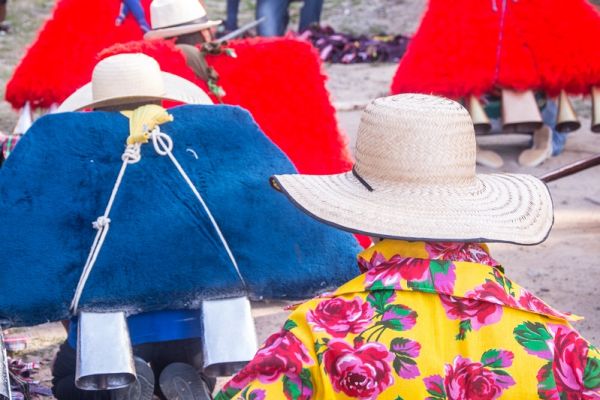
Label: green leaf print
xmin=456 ymin=319 xmax=472 ymax=341
xmin=536 ymin=362 xmax=558 ymax=400
xmin=513 ymin=322 xmax=553 ymax=355
xmin=284 ymin=320 xmax=298 ymax=331
xmin=584 ymin=356 xmax=600 ymax=390
xmin=214 ymin=386 xmax=241 ymax=400
xmin=367 ymin=289 xmax=395 ymax=313
xmin=283 ymin=375 xmax=302 ymax=400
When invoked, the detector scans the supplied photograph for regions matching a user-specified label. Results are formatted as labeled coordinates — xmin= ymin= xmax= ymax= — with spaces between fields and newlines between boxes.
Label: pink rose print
xmin=358 ymin=251 xmax=387 ymax=273
xmin=307 ymin=297 xmax=374 ymax=338
xmin=440 ymin=294 xmax=503 ymax=340
xmin=364 ymin=254 xmax=430 ymax=287
xmin=518 ymin=289 xmax=571 ymax=320
xmin=425 ymin=242 xmax=499 ymax=267
xmin=323 ymin=339 xmax=394 ymax=399
xmin=441 ymin=280 xmax=518 ymax=340
xmin=551 ymin=324 xmax=593 ymax=398
xmin=444 ymin=355 xmax=515 ymax=400
xmin=228 ymin=329 xmax=312 ymax=389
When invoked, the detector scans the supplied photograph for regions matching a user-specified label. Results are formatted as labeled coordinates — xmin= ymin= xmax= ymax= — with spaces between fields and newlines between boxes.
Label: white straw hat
xmin=144 ymin=0 xmax=222 ymax=40
xmin=58 ymin=53 xmax=213 ymax=112
xmin=272 ymin=94 xmax=554 ymax=245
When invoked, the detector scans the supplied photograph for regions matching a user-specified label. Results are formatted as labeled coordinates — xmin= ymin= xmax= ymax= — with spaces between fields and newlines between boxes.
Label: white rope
xmin=70 ymin=144 xmax=142 ymax=314
xmin=149 ymin=127 xmax=247 ymax=287
xmin=70 ymin=126 xmax=246 ymax=314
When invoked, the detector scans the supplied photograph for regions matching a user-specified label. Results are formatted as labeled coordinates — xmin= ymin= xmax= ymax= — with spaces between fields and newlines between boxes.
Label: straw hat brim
xmin=57 ymin=72 xmax=213 ymax=112
xmin=272 ymin=172 xmax=554 ymax=245
xmin=144 ymin=20 xmax=222 ymax=39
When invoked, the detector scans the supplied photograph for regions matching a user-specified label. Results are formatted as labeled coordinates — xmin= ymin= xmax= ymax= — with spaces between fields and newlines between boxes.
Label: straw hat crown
xmin=92 ymin=54 xmax=165 ymax=100
xmin=150 ymin=0 xmax=208 ymax=29
xmin=355 ymin=94 xmax=477 ymax=188
xmin=272 ymin=94 xmax=554 ymax=245
xmin=57 ymin=53 xmax=213 ymax=112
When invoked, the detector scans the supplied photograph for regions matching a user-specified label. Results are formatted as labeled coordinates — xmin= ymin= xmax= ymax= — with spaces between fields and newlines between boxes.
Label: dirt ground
xmin=1 ymin=0 xmax=599 ymax=398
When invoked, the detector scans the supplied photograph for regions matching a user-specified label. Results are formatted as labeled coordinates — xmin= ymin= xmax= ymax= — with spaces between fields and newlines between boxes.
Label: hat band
xmin=158 ymin=15 xmax=210 ymax=30
xmin=352 ymin=167 xmax=373 ymax=192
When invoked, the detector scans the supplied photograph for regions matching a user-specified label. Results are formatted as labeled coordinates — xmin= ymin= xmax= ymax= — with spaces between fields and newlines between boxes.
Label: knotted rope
xmin=70 ymin=106 xmax=244 ymax=314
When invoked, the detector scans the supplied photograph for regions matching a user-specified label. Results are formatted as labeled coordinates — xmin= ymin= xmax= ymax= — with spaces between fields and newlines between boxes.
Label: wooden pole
xmin=539 ymin=154 xmax=600 ymax=183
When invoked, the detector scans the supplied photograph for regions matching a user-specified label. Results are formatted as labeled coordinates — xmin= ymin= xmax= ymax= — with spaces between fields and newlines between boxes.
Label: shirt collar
xmin=333 ymin=240 xmax=578 ymax=322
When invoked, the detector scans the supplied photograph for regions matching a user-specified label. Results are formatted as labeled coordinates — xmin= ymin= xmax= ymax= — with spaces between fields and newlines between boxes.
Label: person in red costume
xmin=391 ymin=0 xmax=600 ymax=167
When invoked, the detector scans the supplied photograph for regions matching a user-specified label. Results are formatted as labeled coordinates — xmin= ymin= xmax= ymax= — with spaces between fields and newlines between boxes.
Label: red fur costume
xmin=102 ymin=38 xmax=353 ymax=175
xmin=4 ymin=0 xmax=351 ymax=175
xmin=391 ymin=0 xmax=600 ymax=97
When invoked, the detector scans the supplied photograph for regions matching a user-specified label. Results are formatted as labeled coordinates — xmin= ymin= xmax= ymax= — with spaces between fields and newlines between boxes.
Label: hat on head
xmin=144 ymin=0 xmax=222 ymax=40
xmin=57 ymin=53 xmax=213 ymax=112
xmin=271 ymin=94 xmax=554 ymax=245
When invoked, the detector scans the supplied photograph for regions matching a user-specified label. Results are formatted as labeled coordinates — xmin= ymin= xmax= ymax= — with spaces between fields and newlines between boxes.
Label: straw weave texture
xmin=274 ymin=94 xmax=553 ymax=245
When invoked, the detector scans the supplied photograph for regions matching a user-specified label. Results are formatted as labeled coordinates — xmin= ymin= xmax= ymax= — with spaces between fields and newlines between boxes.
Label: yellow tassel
xmin=122 ymin=105 xmax=173 ymax=145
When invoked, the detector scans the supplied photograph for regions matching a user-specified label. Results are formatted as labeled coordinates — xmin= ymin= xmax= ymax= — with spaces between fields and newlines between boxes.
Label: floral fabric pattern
xmin=424 ymin=350 xmax=516 ymax=400
xmin=216 ymin=240 xmax=597 ymax=400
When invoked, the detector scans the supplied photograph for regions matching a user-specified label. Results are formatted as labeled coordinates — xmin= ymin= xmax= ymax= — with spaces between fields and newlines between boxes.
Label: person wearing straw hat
xmin=215 ymin=94 xmax=600 ymax=400
xmin=54 ymin=53 xmax=216 ymax=400
xmin=143 ymin=0 xmax=225 ymax=97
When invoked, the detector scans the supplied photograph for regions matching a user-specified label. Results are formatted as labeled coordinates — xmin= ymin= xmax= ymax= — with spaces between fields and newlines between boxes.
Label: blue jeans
xmin=256 ymin=0 xmax=324 ymax=36
xmin=488 ymin=99 xmax=567 ymax=156
xmin=541 ymin=99 xmax=568 ymax=156
xmin=225 ymin=0 xmax=240 ymax=30
xmin=119 ymin=0 xmax=150 ymax=32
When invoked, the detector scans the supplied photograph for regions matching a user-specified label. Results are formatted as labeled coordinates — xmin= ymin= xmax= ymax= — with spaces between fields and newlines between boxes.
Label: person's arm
xmin=215 ymin=322 xmax=318 ymax=400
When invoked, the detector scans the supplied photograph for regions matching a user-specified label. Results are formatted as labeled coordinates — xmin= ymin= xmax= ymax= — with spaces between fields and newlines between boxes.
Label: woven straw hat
xmin=144 ymin=0 xmax=221 ymax=39
xmin=58 ymin=53 xmax=213 ymax=112
xmin=272 ymin=94 xmax=554 ymax=245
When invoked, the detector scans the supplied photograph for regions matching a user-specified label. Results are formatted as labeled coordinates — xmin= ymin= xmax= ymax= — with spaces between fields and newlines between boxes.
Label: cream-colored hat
xmin=272 ymin=94 xmax=554 ymax=245
xmin=58 ymin=53 xmax=213 ymax=112
xmin=144 ymin=0 xmax=222 ymax=40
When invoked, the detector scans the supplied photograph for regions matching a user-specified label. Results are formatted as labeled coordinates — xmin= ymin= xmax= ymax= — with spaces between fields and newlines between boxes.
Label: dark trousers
xmin=52 ymin=339 xmax=212 ymax=400
xmin=256 ymin=0 xmax=324 ymax=36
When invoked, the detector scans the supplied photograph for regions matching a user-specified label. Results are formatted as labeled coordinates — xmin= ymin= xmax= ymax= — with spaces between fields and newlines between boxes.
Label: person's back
xmin=217 ymin=240 xmax=599 ymax=399
xmin=215 ymin=94 xmax=599 ymax=400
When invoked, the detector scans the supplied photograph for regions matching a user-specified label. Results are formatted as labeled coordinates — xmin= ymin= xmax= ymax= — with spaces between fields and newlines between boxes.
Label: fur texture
xmin=5 ymin=0 xmax=150 ymax=108
xmin=391 ymin=0 xmax=600 ymax=97
xmin=101 ymin=38 xmax=353 ymax=175
xmin=0 ymin=106 xmax=362 ymax=327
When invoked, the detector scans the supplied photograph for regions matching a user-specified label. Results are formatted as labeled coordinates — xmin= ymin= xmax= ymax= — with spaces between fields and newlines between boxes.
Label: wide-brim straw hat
xmin=271 ymin=94 xmax=554 ymax=245
xmin=58 ymin=53 xmax=213 ymax=112
xmin=144 ymin=0 xmax=221 ymax=40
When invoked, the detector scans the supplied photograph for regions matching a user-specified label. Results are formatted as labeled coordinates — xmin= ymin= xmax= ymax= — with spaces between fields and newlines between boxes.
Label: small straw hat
xmin=144 ymin=0 xmax=222 ymax=40
xmin=271 ymin=94 xmax=554 ymax=245
xmin=58 ymin=53 xmax=213 ymax=112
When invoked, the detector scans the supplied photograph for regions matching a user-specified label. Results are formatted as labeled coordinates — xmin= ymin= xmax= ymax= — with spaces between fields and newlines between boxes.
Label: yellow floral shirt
xmin=216 ymin=240 xmax=600 ymax=400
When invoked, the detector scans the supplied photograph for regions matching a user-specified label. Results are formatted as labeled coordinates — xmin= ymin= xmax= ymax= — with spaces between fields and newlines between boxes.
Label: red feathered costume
xmin=391 ymin=0 xmax=600 ymax=97
xmin=5 ymin=0 xmax=369 ymax=246
xmin=5 ymin=0 xmax=351 ymax=175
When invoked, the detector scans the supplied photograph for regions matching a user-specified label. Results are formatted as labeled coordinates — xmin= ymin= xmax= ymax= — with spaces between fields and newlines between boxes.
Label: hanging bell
xmin=0 ymin=330 xmax=11 ymax=400
xmin=592 ymin=86 xmax=600 ymax=133
xmin=501 ymin=89 xmax=543 ymax=133
xmin=12 ymin=102 xmax=33 ymax=136
xmin=202 ymin=297 xmax=258 ymax=377
xmin=555 ymin=91 xmax=581 ymax=133
xmin=75 ymin=312 xmax=136 ymax=391
xmin=466 ymin=95 xmax=492 ymax=134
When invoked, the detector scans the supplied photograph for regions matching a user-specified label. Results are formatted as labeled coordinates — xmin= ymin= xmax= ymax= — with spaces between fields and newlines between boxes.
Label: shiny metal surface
xmin=0 ymin=330 xmax=11 ymax=400
xmin=592 ymin=86 xmax=600 ymax=133
xmin=556 ymin=90 xmax=581 ymax=133
xmin=467 ymin=95 xmax=492 ymax=134
xmin=202 ymin=297 xmax=258 ymax=377
xmin=502 ymin=89 xmax=543 ymax=133
xmin=75 ymin=312 xmax=136 ymax=391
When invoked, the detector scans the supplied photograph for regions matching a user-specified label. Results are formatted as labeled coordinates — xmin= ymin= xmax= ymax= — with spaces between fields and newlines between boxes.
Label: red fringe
xmin=391 ymin=0 xmax=600 ymax=98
